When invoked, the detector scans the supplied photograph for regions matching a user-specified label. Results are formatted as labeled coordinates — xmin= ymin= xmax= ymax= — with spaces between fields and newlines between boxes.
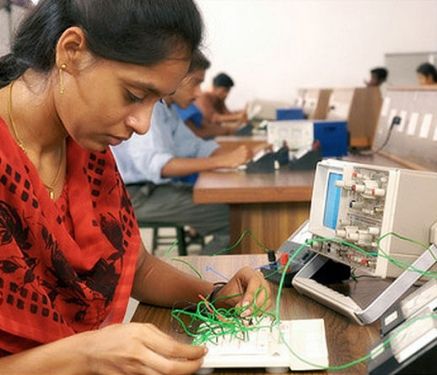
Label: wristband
xmin=207 ymin=282 xmax=227 ymax=304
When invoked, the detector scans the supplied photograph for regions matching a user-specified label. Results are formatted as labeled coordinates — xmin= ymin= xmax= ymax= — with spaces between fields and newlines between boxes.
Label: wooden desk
xmin=216 ymin=135 xmax=269 ymax=153
xmin=194 ymin=153 xmax=408 ymax=254
xmin=194 ymin=169 xmax=314 ymax=254
xmin=132 ymin=255 xmax=382 ymax=375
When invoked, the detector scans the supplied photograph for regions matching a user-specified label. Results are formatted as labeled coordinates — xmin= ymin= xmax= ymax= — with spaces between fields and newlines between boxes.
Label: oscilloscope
xmin=293 ymin=159 xmax=437 ymax=324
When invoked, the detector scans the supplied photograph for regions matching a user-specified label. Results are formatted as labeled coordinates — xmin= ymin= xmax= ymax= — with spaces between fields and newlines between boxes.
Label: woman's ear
xmin=55 ymin=26 xmax=95 ymax=74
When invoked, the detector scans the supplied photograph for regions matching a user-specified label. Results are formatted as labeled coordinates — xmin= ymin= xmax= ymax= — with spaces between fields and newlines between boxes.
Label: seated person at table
xmin=0 ymin=0 xmax=271 ymax=373
xmin=174 ymin=63 xmax=237 ymax=139
xmin=196 ymin=72 xmax=247 ymax=125
xmin=113 ymin=51 xmax=252 ymax=255
xmin=416 ymin=62 xmax=437 ymax=85
xmin=365 ymin=67 xmax=388 ymax=87
xmin=175 ymin=102 xmax=235 ymax=139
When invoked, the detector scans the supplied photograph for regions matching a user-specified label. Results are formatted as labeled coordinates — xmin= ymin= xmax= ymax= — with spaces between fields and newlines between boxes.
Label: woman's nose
xmin=126 ymin=105 xmax=154 ymax=135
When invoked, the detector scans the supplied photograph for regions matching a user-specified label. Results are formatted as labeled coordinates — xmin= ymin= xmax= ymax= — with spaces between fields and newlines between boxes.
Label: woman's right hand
xmin=80 ymin=322 xmax=206 ymax=375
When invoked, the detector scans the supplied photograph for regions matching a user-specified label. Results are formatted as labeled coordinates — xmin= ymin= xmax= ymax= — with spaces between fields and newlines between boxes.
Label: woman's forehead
xmin=101 ymin=58 xmax=190 ymax=96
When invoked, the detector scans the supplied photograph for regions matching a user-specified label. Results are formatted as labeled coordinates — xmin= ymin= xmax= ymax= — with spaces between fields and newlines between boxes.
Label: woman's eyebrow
xmin=125 ymin=79 xmax=175 ymax=97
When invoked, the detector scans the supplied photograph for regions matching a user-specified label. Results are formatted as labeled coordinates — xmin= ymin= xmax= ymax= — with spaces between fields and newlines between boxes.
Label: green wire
xmin=212 ymin=229 xmax=270 ymax=255
xmin=274 ymin=234 xmax=437 ymax=370
xmin=162 ymin=228 xmax=271 ymax=257
xmin=375 ymin=232 xmax=437 ymax=277
xmin=171 ymin=285 xmax=273 ymax=346
xmin=163 ymin=239 xmax=179 ymax=257
xmin=278 ymin=312 xmax=437 ymax=371
xmin=274 ymin=242 xmax=308 ymax=322
xmin=171 ymin=230 xmax=437 ymax=372
xmin=165 ymin=228 xmax=273 ymax=278
xmin=311 ymin=233 xmax=437 ymax=278
xmin=170 ymin=257 xmax=203 ymax=279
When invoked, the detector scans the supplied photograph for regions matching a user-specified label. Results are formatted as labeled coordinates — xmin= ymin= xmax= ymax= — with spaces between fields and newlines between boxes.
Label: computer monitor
xmin=308 ymin=159 xmax=437 ymax=278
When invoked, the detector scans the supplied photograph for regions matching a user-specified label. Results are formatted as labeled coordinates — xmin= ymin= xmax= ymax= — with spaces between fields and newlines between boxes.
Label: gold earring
xmin=59 ymin=63 xmax=67 ymax=95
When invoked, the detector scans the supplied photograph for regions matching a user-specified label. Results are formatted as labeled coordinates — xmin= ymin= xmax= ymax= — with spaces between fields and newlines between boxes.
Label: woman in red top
xmin=0 ymin=1 xmax=271 ymax=374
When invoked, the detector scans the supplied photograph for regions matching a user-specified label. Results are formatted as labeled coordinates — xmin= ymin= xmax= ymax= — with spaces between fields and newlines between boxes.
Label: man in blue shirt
xmin=113 ymin=51 xmax=251 ymax=254
xmin=175 ymin=103 xmax=203 ymax=130
xmin=174 ymin=102 xmax=235 ymax=139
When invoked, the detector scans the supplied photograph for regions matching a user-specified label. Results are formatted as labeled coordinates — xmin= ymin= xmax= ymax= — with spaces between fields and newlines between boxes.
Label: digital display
xmin=323 ymin=172 xmax=342 ymax=230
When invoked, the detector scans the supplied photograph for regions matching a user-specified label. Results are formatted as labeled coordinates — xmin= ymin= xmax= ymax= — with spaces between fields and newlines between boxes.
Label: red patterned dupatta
xmin=0 ymin=118 xmax=140 ymax=355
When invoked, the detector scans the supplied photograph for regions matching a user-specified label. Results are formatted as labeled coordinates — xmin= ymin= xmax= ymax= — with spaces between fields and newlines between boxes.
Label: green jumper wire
xmin=170 ymin=231 xmax=437 ymax=371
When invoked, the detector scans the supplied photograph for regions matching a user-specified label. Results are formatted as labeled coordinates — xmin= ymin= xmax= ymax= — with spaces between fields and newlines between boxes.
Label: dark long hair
xmin=0 ymin=0 xmax=203 ymax=88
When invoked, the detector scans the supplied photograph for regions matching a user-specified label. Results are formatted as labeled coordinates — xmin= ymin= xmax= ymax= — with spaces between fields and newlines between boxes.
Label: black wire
xmin=355 ymin=115 xmax=402 ymax=156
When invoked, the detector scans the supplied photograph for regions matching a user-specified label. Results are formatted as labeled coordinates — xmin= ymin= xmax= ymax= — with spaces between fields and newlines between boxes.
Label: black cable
xmin=356 ymin=115 xmax=401 ymax=156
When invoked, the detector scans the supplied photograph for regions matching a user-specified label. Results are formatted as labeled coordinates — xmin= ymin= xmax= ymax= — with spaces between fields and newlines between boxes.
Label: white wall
xmin=0 ymin=5 xmax=28 ymax=56
xmin=3 ymin=1 xmax=437 ymax=109
xmin=196 ymin=0 xmax=437 ymax=109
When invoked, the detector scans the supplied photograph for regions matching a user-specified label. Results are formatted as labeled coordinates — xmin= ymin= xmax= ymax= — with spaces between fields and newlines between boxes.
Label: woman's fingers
xmin=87 ymin=323 xmax=206 ymax=375
xmin=236 ymin=269 xmax=272 ymax=316
xmin=254 ymin=273 xmax=272 ymax=310
xmin=140 ymin=324 xmax=206 ymax=360
xmin=212 ymin=267 xmax=273 ymax=317
xmin=140 ymin=345 xmax=204 ymax=375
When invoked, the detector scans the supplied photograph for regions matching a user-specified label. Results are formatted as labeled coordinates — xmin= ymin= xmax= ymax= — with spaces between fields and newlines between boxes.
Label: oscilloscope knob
xmin=372 ymin=188 xmax=386 ymax=197
xmin=350 ymin=200 xmax=364 ymax=209
xmin=352 ymin=171 xmax=363 ymax=179
xmin=351 ymin=184 xmax=365 ymax=193
xmin=336 ymin=229 xmax=347 ymax=238
xmin=312 ymin=241 xmax=321 ymax=250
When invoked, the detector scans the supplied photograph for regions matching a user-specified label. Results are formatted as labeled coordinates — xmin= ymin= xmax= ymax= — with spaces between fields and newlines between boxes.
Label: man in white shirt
xmin=113 ymin=51 xmax=251 ymax=254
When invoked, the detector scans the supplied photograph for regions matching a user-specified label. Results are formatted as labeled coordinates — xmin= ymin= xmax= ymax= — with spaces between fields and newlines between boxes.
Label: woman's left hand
xmin=212 ymin=267 xmax=272 ymax=317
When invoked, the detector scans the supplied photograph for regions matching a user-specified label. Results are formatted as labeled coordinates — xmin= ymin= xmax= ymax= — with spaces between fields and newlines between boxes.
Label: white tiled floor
xmin=123 ymin=227 xmax=203 ymax=323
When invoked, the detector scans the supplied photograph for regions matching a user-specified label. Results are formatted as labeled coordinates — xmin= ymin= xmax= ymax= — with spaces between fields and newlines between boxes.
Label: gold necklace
xmin=7 ymin=81 xmax=65 ymax=200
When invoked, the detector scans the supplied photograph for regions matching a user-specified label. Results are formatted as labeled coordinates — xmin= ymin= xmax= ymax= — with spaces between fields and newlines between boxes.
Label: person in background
xmin=365 ymin=67 xmax=388 ymax=87
xmin=196 ymin=72 xmax=247 ymax=125
xmin=416 ymin=62 xmax=437 ymax=85
xmin=0 ymin=1 xmax=271 ymax=373
xmin=173 ymin=59 xmax=235 ymax=139
xmin=175 ymin=102 xmax=235 ymax=139
xmin=113 ymin=50 xmax=252 ymax=255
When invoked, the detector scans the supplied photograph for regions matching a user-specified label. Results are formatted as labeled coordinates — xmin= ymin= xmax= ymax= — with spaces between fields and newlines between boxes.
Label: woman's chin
xmin=76 ymin=139 xmax=108 ymax=153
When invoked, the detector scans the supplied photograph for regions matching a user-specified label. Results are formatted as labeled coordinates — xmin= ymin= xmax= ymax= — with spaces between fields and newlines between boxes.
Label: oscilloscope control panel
xmin=314 ymin=166 xmax=389 ymax=273
xmin=308 ymin=159 xmax=437 ymax=278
